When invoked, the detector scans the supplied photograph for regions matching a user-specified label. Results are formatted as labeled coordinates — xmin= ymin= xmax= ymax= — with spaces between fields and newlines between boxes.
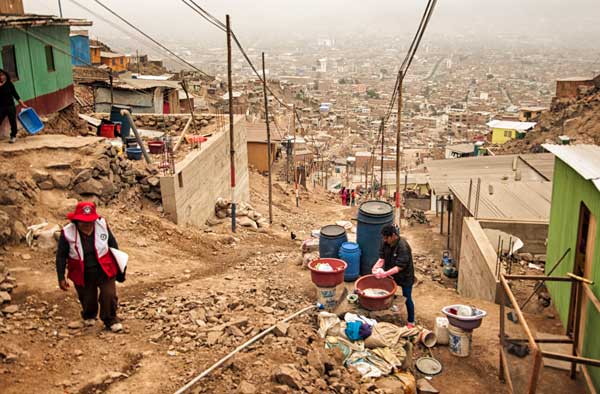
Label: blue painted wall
xmin=70 ymin=35 xmax=91 ymax=66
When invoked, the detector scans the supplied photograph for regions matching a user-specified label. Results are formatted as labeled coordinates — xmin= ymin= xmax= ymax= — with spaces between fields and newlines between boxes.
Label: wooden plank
xmin=582 ymin=365 xmax=599 ymax=394
xmin=537 ymin=333 xmax=574 ymax=370
xmin=527 ymin=350 xmax=543 ymax=394
xmin=500 ymin=275 xmax=539 ymax=350
xmin=583 ymin=283 xmax=600 ymax=313
xmin=541 ymin=351 xmax=600 ymax=368
xmin=504 ymin=274 xmax=573 ymax=282
xmin=500 ymin=347 xmax=515 ymax=394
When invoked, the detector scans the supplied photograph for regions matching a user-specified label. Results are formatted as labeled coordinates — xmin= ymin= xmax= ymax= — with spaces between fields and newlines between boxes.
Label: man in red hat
xmin=55 ymin=201 xmax=123 ymax=332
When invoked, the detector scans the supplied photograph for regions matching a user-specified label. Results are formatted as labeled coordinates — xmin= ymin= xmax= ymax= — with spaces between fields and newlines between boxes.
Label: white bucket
xmin=316 ymin=285 xmax=338 ymax=310
xmin=448 ymin=324 xmax=472 ymax=357
xmin=434 ymin=317 xmax=449 ymax=346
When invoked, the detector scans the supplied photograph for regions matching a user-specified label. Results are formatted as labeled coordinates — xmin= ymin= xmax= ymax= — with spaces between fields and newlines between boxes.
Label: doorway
xmin=569 ymin=203 xmax=596 ymax=356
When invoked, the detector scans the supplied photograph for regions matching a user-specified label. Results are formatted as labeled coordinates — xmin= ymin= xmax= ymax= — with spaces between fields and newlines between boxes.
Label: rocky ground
xmin=0 ymin=144 xmax=586 ymax=394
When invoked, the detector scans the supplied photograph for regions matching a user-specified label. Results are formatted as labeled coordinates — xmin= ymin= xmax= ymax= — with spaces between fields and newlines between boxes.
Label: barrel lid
xmin=111 ymin=104 xmax=131 ymax=110
xmin=341 ymin=242 xmax=359 ymax=251
xmin=359 ymin=201 xmax=393 ymax=216
xmin=320 ymin=224 xmax=346 ymax=238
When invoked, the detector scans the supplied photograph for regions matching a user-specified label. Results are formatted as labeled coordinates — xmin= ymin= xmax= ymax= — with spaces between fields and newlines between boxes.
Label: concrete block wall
xmin=478 ymin=220 xmax=548 ymax=255
xmin=160 ymin=116 xmax=249 ymax=227
xmin=458 ymin=217 xmax=500 ymax=303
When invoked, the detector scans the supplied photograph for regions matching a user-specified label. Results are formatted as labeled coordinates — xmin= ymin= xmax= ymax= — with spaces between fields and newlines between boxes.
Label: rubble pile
xmin=212 ymin=198 xmax=269 ymax=230
xmin=94 ymin=114 xmax=216 ymax=134
xmin=29 ymin=144 xmax=161 ymax=204
xmin=0 ymin=170 xmax=37 ymax=244
xmin=0 ymin=261 xmax=16 ymax=312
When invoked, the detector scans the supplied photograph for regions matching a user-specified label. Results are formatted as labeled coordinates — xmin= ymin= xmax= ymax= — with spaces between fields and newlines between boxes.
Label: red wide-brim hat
xmin=67 ymin=201 xmax=100 ymax=222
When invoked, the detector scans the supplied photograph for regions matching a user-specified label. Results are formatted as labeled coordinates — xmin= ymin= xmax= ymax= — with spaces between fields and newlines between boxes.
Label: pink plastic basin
xmin=308 ymin=258 xmax=347 ymax=287
xmin=355 ymin=274 xmax=397 ymax=311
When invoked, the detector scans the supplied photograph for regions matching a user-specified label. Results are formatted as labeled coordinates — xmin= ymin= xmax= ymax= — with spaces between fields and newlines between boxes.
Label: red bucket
xmin=148 ymin=140 xmax=165 ymax=154
xmin=307 ymin=258 xmax=347 ymax=287
xmin=355 ymin=274 xmax=397 ymax=311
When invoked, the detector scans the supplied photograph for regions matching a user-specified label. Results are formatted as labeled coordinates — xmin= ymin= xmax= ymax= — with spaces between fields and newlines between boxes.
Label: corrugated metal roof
xmin=542 ymin=144 xmax=600 ymax=191
xmin=446 ymin=143 xmax=475 ymax=154
xmin=245 ymin=121 xmax=282 ymax=143
xmin=518 ymin=153 xmax=555 ymax=181
xmin=0 ymin=14 xmax=91 ymax=27
xmin=450 ymin=181 xmax=552 ymax=221
xmin=426 ymin=154 xmax=551 ymax=195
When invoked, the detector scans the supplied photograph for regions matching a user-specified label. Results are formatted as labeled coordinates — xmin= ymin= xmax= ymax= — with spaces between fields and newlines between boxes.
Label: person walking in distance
xmin=55 ymin=202 xmax=125 ymax=332
xmin=372 ymin=224 xmax=416 ymax=327
xmin=0 ymin=69 xmax=27 ymax=144
xmin=351 ymin=189 xmax=356 ymax=206
xmin=340 ymin=187 xmax=347 ymax=206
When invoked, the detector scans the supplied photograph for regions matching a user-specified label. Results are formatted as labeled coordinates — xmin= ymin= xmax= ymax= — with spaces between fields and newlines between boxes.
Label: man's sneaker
xmin=84 ymin=319 xmax=96 ymax=327
xmin=8 ymin=137 xmax=16 ymax=144
xmin=110 ymin=323 xmax=123 ymax=333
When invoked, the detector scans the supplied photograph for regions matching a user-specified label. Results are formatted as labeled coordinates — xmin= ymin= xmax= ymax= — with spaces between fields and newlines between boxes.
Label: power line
xmin=91 ymin=0 xmax=212 ymax=79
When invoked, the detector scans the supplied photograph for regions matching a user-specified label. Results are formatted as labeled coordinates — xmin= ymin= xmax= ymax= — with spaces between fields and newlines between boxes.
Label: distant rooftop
xmin=487 ymin=120 xmax=536 ymax=131
xmin=0 ymin=14 xmax=91 ymax=27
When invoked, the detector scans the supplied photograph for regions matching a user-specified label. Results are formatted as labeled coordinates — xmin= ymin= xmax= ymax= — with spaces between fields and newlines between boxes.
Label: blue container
xmin=357 ymin=201 xmax=394 ymax=275
xmin=126 ymin=147 xmax=142 ymax=160
xmin=339 ymin=242 xmax=361 ymax=282
xmin=17 ymin=108 xmax=44 ymax=134
xmin=319 ymin=225 xmax=347 ymax=259
xmin=110 ymin=105 xmax=132 ymax=140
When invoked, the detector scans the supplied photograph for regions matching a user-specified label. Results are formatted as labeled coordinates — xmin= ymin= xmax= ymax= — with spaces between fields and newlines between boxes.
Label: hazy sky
xmin=27 ymin=0 xmax=600 ymax=48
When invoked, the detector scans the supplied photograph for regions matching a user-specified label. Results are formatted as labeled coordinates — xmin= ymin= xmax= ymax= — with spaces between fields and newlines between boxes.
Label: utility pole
xmin=379 ymin=117 xmax=385 ymax=200
xmin=292 ymin=104 xmax=299 ymax=207
xmin=262 ymin=52 xmax=273 ymax=224
xmin=136 ymin=49 xmax=140 ymax=74
xmin=394 ymin=71 xmax=404 ymax=225
xmin=109 ymin=70 xmax=114 ymax=106
xmin=226 ymin=15 xmax=236 ymax=232
xmin=58 ymin=0 xmax=63 ymax=17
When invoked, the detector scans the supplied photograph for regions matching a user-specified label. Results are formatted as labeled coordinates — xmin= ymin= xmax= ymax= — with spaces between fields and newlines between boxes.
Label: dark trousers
xmin=75 ymin=270 xmax=118 ymax=327
xmin=401 ymin=284 xmax=415 ymax=323
xmin=0 ymin=106 xmax=18 ymax=138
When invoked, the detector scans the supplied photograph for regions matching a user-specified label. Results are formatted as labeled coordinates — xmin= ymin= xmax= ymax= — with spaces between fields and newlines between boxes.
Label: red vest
xmin=62 ymin=218 xmax=118 ymax=286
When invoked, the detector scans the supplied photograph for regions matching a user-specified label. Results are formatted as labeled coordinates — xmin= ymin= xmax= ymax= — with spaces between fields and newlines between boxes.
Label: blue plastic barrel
xmin=110 ymin=104 xmax=131 ymax=140
xmin=339 ymin=242 xmax=361 ymax=281
xmin=357 ymin=200 xmax=394 ymax=275
xmin=319 ymin=225 xmax=347 ymax=259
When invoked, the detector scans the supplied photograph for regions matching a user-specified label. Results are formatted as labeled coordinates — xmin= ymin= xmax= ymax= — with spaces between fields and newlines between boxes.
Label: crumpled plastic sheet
xmin=344 ymin=312 xmax=378 ymax=327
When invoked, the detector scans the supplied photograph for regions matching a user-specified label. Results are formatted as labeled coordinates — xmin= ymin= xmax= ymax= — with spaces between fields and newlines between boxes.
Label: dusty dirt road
xmin=0 ymin=161 xmax=585 ymax=394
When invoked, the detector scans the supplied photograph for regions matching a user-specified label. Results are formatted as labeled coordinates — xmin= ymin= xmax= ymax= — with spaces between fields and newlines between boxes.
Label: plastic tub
xmin=355 ymin=274 xmax=397 ymax=311
xmin=17 ymin=108 xmax=44 ymax=134
xmin=442 ymin=304 xmax=487 ymax=330
xmin=126 ymin=147 xmax=143 ymax=160
xmin=339 ymin=242 xmax=361 ymax=282
xmin=307 ymin=258 xmax=347 ymax=287
xmin=319 ymin=225 xmax=347 ymax=259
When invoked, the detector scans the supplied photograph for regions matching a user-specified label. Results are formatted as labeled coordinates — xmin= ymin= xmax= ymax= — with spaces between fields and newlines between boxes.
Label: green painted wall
xmin=0 ymin=25 xmax=73 ymax=101
xmin=546 ymin=158 xmax=600 ymax=390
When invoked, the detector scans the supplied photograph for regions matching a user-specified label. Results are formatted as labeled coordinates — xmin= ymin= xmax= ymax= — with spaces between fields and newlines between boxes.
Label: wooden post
xmin=136 ymin=49 xmax=140 ymax=74
xmin=262 ymin=52 xmax=273 ymax=224
xmin=109 ymin=70 xmax=114 ymax=106
xmin=395 ymin=72 xmax=403 ymax=224
xmin=379 ymin=117 xmax=385 ymax=199
xmin=440 ymin=197 xmax=445 ymax=235
xmin=226 ymin=15 xmax=236 ymax=232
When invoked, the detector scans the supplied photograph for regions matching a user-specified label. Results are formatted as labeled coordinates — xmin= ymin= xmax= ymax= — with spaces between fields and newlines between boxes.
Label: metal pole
xmin=58 ymin=0 xmax=63 ymax=17
xmin=262 ymin=53 xmax=273 ymax=224
xmin=121 ymin=110 xmax=152 ymax=165
xmin=136 ymin=49 xmax=140 ymax=74
xmin=395 ymin=72 xmax=403 ymax=224
xmin=226 ymin=15 xmax=236 ymax=232
xmin=292 ymin=104 xmax=298 ymax=207
xmin=379 ymin=118 xmax=385 ymax=199
xmin=109 ymin=70 xmax=114 ymax=106
xmin=440 ymin=197 xmax=445 ymax=235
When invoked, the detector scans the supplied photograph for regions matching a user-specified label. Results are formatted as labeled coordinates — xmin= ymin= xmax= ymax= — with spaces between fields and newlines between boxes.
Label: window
xmin=504 ymin=130 xmax=512 ymax=138
xmin=45 ymin=45 xmax=55 ymax=72
xmin=120 ymin=58 xmax=123 ymax=65
xmin=1 ymin=45 xmax=19 ymax=80
xmin=112 ymin=59 xmax=116 ymax=65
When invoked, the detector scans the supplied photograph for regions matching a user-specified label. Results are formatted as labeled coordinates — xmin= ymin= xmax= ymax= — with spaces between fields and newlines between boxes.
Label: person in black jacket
xmin=372 ymin=224 xmax=416 ymax=326
xmin=0 ymin=69 xmax=27 ymax=144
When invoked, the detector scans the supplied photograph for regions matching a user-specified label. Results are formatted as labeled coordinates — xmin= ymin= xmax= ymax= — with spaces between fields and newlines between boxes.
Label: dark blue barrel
xmin=357 ymin=201 xmax=394 ymax=275
xmin=319 ymin=225 xmax=347 ymax=259
xmin=110 ymin=104 xmax=132 ymax=140
xmin=339 ymin=242 xmax=361 ymax=281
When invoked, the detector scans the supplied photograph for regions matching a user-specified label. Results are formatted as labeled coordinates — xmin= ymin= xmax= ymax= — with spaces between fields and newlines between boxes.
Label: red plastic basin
xmin=307 ymin=258 xmax=347 ymax=287
xmin=355 ymin=274 xmax=397 ymax=311
xmin=148 ymin=140 xmax=165 ymax=154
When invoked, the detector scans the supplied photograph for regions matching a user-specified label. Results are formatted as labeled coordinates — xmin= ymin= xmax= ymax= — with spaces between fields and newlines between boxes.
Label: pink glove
xmin=371 ymin=259 xmax=384 ymax=274
xmin=375 ymin=266 xmax=399 ymax=279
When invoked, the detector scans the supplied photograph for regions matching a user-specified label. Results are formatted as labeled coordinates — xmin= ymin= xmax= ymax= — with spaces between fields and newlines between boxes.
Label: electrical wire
xmin=91 ymin=0 xmax=212 ymax=78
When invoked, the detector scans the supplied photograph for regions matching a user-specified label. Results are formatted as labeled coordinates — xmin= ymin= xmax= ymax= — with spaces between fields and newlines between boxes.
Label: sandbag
xmin=364 ymin=322 xmax=403 ymax=348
